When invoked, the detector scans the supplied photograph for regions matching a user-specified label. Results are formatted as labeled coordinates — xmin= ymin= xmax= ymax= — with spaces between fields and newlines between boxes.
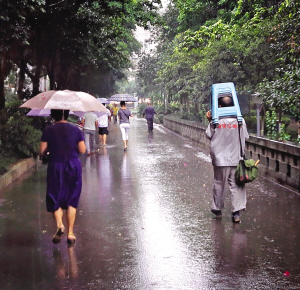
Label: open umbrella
xmin=107 ymin=94 xmax=137 ymax=102
xmin=97 ymin=98 xmax=110 ymax=104
xmin=26 ymin=109 xmax=76 ymax=117
xmin=26 ymin=109 xmax=51 ymax=117
xmin=73 ymin=111 xmax=106 ymax=118
xmin=20 ymin=90 xmax=107 ymax=113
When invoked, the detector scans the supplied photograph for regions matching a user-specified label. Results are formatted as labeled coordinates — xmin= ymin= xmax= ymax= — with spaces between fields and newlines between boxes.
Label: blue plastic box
xmin=210 ymin=82 xmax=243 ymax=126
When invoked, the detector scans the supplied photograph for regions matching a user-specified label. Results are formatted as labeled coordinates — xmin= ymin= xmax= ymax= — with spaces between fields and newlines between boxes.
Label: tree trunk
xmin=0 ymin=52 xmax=12 ymax=109
xmin=163 ymin=91 xmax=168 ymax=114
xmin=17 ymin=59 xmax=26 ymax=100
xmin=0 ymin=74 xmax=5 ymax=109
xmin=32 ymin=64 xmax=41 ymax=96
xmin=47 ymin=64 xmax=56 ymax=90
xmin=278 ymin=108 xmax=282 ymax=133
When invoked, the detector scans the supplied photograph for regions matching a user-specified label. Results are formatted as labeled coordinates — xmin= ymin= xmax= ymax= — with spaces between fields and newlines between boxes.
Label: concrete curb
xmin=0 ymin=157 xmax=37 ymax=191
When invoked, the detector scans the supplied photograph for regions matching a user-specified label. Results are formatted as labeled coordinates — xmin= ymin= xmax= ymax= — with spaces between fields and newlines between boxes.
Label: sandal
xmin=52 ymin=225 xmax=65 ymax=244
xmin=67 ymin=233 xmax=76 ymax=245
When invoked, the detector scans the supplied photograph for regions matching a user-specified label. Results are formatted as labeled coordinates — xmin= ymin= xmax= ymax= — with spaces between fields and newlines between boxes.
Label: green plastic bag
xmin=235 ymin=159 xmax=258 ymax=186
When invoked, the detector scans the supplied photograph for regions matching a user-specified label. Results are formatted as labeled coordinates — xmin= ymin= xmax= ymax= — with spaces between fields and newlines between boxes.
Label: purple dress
xmin=41 ymin=123 xmax=85 ymax=212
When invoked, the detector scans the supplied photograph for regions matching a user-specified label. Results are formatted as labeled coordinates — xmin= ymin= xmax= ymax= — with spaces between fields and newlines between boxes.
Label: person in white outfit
xmin=205 ymin=96 xmax=249 ymax=223
xmin=82 ymin=111 xmax=98 ymax=155
xmin=118 ymin=101 xmax=132 ymax=151
xmin=97 ymin=106 xmax=111 ymax=146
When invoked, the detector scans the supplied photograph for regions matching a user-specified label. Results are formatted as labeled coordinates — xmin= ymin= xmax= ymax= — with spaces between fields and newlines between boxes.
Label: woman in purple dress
xmin=40 ymin=109 xmax=86 ymax=244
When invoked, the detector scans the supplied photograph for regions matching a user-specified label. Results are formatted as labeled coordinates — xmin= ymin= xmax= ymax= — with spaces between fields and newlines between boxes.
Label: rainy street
xmin=1 ymin=116 xmax=300 ymax=290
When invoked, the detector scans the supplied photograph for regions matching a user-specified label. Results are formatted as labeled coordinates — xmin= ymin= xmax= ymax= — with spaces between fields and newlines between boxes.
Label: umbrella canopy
xmin=108 ymin=94 xmax=137 ymax=102
xmin=20 ymin=90 xmax=107 ymax=113
xmin=97 ymin=98 xmax=110 ymax=104
xmin=73 ymin=111 xmax=106 ymax=118
xmin=26 ymin=109 xmax=76 ymax=117
xmin=26 ymin=109 xmax=51 ymax=117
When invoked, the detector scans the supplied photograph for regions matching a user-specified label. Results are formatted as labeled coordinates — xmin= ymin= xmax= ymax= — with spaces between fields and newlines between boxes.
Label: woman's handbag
xmin=235 ymin=125 xmax=259 ymax=186
xmin=39 ymin=151 xmax=50 ymax=164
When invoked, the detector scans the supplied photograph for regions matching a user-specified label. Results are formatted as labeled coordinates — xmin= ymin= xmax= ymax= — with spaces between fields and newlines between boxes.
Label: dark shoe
xmin=211 ymin=209 xmax=222 ymax=217
xmin=52 ymin=225 xmax=65 ymax=244
xmin=67 ymin=233 xmax=76 ymax=245
xmin=232 ymin=211 xmax=240 ymax=223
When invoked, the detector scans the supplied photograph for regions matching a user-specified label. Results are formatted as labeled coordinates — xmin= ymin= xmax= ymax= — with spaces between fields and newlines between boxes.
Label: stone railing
xmin=163 ymin=116 xmax=300 ymax=192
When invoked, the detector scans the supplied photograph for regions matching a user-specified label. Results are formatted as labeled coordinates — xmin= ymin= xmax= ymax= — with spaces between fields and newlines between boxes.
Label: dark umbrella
xmin=108 ymin=94 xmax=137 ymax=102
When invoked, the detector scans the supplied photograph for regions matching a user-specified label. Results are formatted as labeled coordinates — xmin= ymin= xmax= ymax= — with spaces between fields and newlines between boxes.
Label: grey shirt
xmin=83 ymin=112 xmax=98 ymax=131
xmin=118 ymin=109 xmax=131 ymax=124
xmin=205 ymin=118 xmax=249 ymax=166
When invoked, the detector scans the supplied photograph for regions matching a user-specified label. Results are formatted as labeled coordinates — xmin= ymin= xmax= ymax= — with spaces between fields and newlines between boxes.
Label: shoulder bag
xmin=235 ymin=124 xmax=259 ymax=185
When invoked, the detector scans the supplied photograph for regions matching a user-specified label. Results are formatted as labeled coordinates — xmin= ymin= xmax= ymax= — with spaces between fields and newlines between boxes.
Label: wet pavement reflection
xmin=1 ymin=116 xmax=300 ymax=289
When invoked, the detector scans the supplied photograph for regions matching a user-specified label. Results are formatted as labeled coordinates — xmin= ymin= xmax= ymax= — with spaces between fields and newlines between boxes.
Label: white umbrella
xmin=26 ymin=109 xmax=51 ymax=117
xmin=26 ymin=109 xmax=76 ymax=117
xmin=73 ymin=111 xmax=106 ymax=118
xmin=97 ymin=98 xmax=110 ymax=104
xmin=20 ymin=90 xmax=107 ymax=113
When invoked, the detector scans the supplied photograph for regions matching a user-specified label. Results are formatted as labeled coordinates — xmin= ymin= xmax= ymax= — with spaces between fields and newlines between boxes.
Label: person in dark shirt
xmin=143 ymin=102 xmax=157 ymax=132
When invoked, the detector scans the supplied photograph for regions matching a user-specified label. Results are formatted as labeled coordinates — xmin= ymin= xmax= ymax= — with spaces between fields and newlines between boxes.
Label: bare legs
xmin=52 ymin=206 xmax=77 ymax=244
xmin=66 ymin=206 xmax=76 ymax=236
xmin=103 ymin=134 xmax=107 ymax=145
xmin=123 ymin=140 xmax=128 ymax=149
xmin=53 ymin=207 xmax=64 ymax=228
xmin=99 ymin=134 xmax=107 ymax=145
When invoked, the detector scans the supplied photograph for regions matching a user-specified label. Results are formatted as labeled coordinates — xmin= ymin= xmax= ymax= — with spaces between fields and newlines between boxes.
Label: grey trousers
xmin=84 ymin=129 xmax=96 ymax=153
xmin=211 ymin=166 xmax=246 ymax=213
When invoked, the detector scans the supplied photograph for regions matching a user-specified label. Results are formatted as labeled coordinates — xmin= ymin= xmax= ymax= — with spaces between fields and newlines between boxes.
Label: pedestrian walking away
xmin=98 ymin=105 xmax=111 ymax=146
xmin=205 ymin=96 xmax=249 ymax=223
xmin=39 ymin=109 xmax=86 ymax=245
xmin=112 ymin=103 xmax=119 ymax=124
xmin=143 ymin=102 xmax=157 ymax=132
xmin=118 ymin=101 xmax=132 ymax=151
xmin=82 ymin=111 xmax=98 ymax=155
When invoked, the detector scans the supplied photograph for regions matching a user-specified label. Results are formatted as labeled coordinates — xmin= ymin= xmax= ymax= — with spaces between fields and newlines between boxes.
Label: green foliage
xmin=0 ymin=102 xmax=41 ymax=157
xmin=134 ymin=0 xmax=300 ymax=132
xmin=115 ymin=78 xmax=138 ymax=96
xmin=0 ymin=113 xmax=41 ymax=157
xmin=138 ymin=103 xmax=147 ymax=117
xmin=278 ymin=124 xmax=290 ymax=142
xmin=153 ymin=101 xmax=164 ymax=114
xmin=259 ymin=66 xmax=300 ymax=120
xmin=4 ymin=90 xmax=18 ymax=103
xmin=169 ymin=101 xmax=181 ymax=112
xmin=0 ymin=0 xmax=162 ymax=104
xmin=265 ymin=110 xmax=277 ymax=140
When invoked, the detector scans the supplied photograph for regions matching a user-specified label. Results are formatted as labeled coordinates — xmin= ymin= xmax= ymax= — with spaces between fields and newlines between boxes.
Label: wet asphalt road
xmin=1 ymin=116 xmax=300 ymax=289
